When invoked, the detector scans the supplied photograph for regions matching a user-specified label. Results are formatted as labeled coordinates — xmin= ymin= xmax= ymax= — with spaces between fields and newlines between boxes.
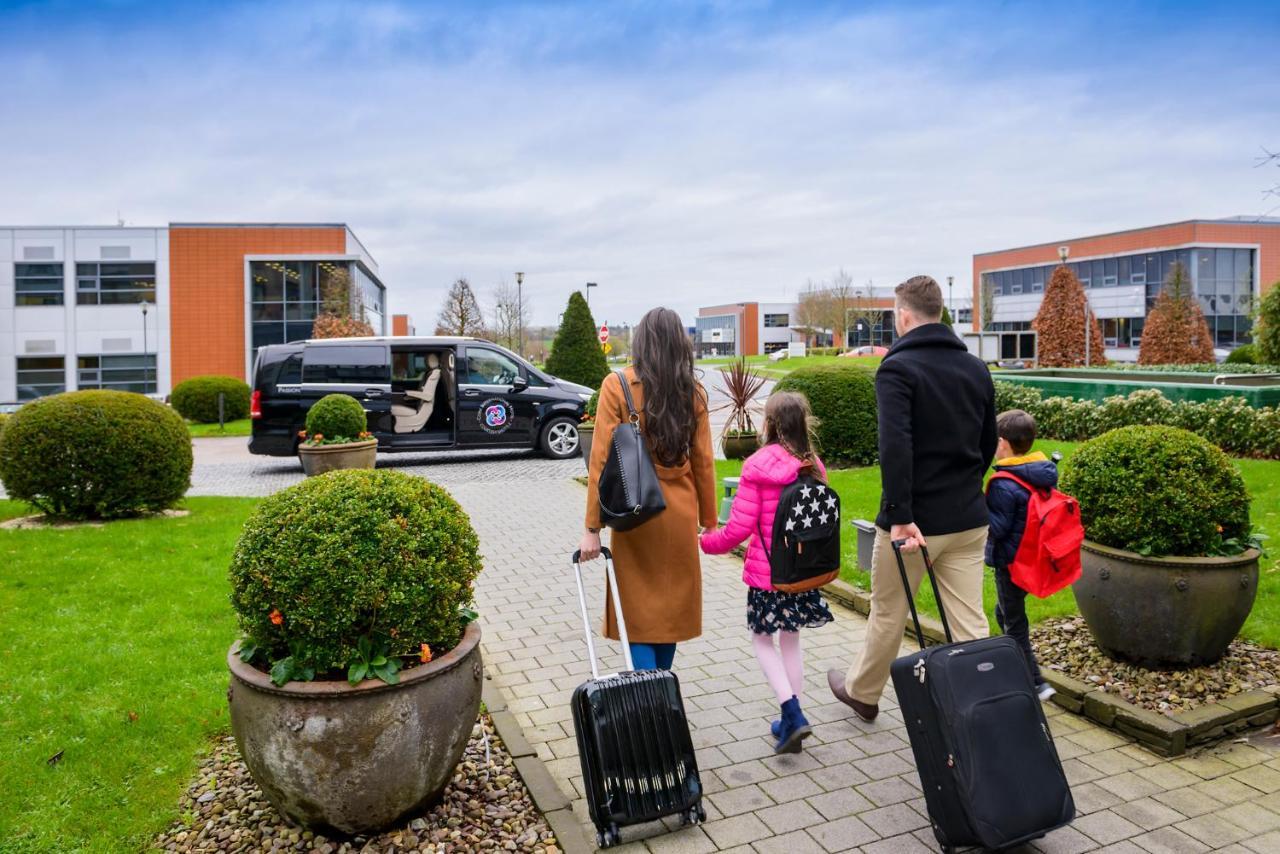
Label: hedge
xmin=0 ymin=390 xmax=192 ymax=519
xmin=773 ymin=366 xmax=878 ymax=465
xmin=1225 ymin=344 xmax=1258 ymax=365
xmin=1059 ymin=426 xmax=1251 ymax=557
xmin=994 ymin=381 xmax=1280 ymax=458
xmin=170 ymin=375 xmax=251 ymax=423
xmin=1067 ymin=363 xmax=1280 ymax=375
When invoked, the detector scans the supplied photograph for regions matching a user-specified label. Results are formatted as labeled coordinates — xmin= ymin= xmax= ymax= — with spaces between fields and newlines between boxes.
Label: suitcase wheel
xmin=597 ymin=825 xmax=621 ymax=848
xmin=679 ymin=805 xmax=706 ymax=826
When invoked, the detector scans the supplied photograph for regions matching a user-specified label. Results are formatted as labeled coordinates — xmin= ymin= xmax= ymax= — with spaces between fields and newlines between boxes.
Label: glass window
xmin=77 ymin=354 xmax=157 ymax=394
xmin=1117 ymin=257 xmax=1130 ymax=285
xmin=1031 ymin=267 xmax=1045 ymax=293
xmin=1215 ymin=248 xmax=1234 ymax=282
xmin=15 ymin=263 xmax=65 ymax=306
xmin=1216 ymin=316 xmax=1236 ymax=347
xmin=763 ymin=313 xmax=790 ymax=328
xmin=392 ymin=351 xmax=432 ymax=382
xmin=1103 ymin=258 xmax=1118 ymax=286
xmin=463 ymin=347 xmax=521 ymax=385
xmin=75 ymin=262 xmax=156 ymax=305
xmin=1010 ymin=269 xmax=1023 ymax=294
xmin=302 ymin=344 xmax=389 ymax=384
xmin=1091 ymin=260 xmax=1104 ymax=288
xmin=17 ymin=356 xmax=66 ymax=400
xmin=1130 ymin=254 xmax=1146 ymax=285
xmin=252 ymin=260 xmax=352 ymax=361
xmin=1196 ymin=249 xmax=1215 ymax=291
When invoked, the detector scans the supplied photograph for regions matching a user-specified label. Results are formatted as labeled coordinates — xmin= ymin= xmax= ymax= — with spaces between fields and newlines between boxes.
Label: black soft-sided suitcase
xmin=887 ymin=540 xmax=1075 ymax=853
xmin=570 ymin=547 xmax=705 ymax=848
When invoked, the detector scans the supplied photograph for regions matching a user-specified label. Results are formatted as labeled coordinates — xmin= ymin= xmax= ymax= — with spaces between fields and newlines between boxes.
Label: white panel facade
xmin=3 ymin=226 xmax=168 ymax=402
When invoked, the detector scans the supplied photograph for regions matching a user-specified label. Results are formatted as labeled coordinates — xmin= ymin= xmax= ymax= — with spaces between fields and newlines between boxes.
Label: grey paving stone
xmin=702 ymin=813 xmax=773 ymax=849
xmin=1073 ymin=809 xmax=1144 ymax=845
xmin=1111 ymin=796 xmax=1188 ymax=831
xmin=709 ymin=784 xmax=775 ymax=818
xmin=1132 ymin=825 xmax=1212 ymax=854
xmin=858 ymin=803 xmax=928 ymax=838
xmin=1174 ymin=812 xmax=1251 ymax=847
xmin=856 ymin=776 xmax=919 ymax=808
xmin=808 ymin=787 xmax=874 ymax=821
xmin=1030 ymin=824 xmax=1100 ymax=854
xmin=858 ymin=832 xmax=935 ymax=854
xmin=759 ymin=773 xmax=824 ymax=804
xmin=805 ymin=814 xmax=879 ymax=852
xmin=750 ymin=829 xmax=828 ymax=854
xmin=756 ymin=799 xmax=824 ymax=835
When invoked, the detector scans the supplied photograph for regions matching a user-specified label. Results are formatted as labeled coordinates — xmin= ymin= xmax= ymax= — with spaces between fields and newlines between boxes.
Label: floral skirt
xmin=747 ymin=587 xmax=834 ymax=635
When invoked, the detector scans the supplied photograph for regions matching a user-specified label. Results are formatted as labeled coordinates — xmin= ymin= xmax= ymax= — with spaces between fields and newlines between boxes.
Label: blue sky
xmin=2 ymin=0 xmax=1278 ymax=328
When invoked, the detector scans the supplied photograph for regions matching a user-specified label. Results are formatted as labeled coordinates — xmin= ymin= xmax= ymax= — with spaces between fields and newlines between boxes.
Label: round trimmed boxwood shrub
xmin=0 ymin=390 xmax=192 ymax=520
xmin=170 ymin=375 xmax=250 ymax=423
xmin=774 ymin=366 xmax=877 ymax=465
xmin=1059 ymin=425 xmax=1250 ymax=557
xmin=229 ymin=469 xmax=482 ymax=680
xmin=305 ymin=393 xmax=368 ymax=441
xmin=1225 ymin=344 xmax=1257 ymax=365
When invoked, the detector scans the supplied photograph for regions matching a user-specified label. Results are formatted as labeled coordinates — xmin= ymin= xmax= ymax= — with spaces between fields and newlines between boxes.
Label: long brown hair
xmin=631 ymin=307 xmax=700 ymax=467
xmin=761 ymin=391 xmax=820 ymax=471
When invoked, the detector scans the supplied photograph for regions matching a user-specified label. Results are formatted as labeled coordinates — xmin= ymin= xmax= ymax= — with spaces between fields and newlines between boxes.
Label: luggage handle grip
xmin=890 ymin=539 xmax=954 ymax=648
xmin=572 ymin=546 xmax=634 ymax=678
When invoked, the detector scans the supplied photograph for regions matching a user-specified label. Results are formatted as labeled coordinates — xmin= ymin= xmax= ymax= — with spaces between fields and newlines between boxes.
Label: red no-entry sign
xmin=599 ymin=324 xmax=609 ymax=343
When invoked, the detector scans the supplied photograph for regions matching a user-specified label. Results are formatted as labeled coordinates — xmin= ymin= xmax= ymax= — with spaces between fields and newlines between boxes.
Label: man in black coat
xmin=829 ymin=275 xmax=997 ymax=721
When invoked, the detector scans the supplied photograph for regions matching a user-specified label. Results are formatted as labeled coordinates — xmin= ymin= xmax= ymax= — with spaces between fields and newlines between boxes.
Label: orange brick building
xmin=2 ymin=222 xmax=387 ymax=401
xmin=972 ymin=217 xmax=1280 ymax=358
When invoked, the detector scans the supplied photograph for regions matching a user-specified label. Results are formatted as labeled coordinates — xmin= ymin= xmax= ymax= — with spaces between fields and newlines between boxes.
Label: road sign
xmin=602 ymin=341 xmax=613 ymax=355
xmin=599 ymin=324 xmax=609 ymax=343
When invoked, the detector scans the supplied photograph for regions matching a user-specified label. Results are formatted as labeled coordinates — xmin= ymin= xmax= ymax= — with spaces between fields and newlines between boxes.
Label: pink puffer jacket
xmin=699 ymin=443 xmax=827 ymax=591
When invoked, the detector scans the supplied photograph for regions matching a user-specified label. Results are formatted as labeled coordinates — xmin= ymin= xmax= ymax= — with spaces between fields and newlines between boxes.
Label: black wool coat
xmin=874 ymin=323 xmax=997 ymax=535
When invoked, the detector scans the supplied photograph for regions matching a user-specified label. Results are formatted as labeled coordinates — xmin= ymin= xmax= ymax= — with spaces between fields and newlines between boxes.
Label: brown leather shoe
xmin=827 ymin=669 xmax=879 ymax=722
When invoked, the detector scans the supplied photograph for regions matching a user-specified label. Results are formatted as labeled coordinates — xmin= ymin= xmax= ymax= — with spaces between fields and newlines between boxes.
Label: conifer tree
xmin=545 ymin=291 xmax=609 ymax=389
xmin=1255 ymin=281 xmax=1280 ymax=365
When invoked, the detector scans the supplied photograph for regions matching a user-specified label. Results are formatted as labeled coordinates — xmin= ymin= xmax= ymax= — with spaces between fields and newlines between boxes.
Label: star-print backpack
xmin=759 ymin=466 xmax=842 ymax=593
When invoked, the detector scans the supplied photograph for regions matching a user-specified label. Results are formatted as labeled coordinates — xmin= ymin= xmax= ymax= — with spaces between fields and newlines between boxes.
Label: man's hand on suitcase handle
xmin=890 ymin=522 xmax=927 ymax=553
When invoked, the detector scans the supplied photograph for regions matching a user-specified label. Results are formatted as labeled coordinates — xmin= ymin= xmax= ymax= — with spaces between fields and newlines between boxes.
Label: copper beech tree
xmin=311 ymin=266 xmax=374 ymax=339
xmin=1138 ymin=261 xmax=1215 ymax=365
xmin=1033 ymin=265 xmax=1106 ymax=367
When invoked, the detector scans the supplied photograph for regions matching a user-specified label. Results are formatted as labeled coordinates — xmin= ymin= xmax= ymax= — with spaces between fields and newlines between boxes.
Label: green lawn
xmin=714 ymin=442 xmax=1280 ymax=647
xmin=0 ymin=497 xmax=260 ymax=853
xmin=186 ymin=418 xmax=252 ymax=437
xmin=698 ymin=354 xmax=881 ymax=378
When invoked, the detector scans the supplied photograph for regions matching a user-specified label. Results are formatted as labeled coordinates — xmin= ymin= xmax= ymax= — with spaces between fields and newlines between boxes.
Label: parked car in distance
xmin=250 ymin=336 xmax=592 ymax=460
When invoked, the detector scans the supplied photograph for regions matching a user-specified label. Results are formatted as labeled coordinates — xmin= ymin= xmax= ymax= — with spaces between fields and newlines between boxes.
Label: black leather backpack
xmin=597 ymin=371 xmax=666 ymax=531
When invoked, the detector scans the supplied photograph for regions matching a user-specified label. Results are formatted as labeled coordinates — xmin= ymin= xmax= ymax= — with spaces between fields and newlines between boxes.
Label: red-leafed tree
xmin=1138 ymin=261 xmax=1215 ymax=365
xmin=1033 ymin=265 xmax=1106 ymax=366
xmin=311 ymin=265 xmax=374 ymax=339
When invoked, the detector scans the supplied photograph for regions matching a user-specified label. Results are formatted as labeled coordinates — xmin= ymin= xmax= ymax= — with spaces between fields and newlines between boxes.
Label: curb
xmin=482 ymin=673 xmax=596 ymax=854
xmin=820 ymin=578 xmax=1280 ymax=756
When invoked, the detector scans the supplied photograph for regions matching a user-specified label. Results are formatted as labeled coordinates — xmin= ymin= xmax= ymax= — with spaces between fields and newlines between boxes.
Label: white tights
xmin=752 ymin=630 xmax=804 ymax=704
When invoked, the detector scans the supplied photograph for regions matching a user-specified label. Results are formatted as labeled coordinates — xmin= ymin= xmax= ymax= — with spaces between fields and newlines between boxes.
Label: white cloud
xmin=0 ymin=1 xmax=1277 ymax=328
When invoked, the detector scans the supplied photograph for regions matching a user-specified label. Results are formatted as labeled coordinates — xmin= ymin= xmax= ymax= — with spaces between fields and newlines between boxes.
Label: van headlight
xmin=578 ymin=392 xmax=593 ymax=401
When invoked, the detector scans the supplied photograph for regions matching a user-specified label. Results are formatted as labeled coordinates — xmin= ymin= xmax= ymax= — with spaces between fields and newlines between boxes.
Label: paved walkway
xmin=454 ymin=477 xmax=1280 ymax=854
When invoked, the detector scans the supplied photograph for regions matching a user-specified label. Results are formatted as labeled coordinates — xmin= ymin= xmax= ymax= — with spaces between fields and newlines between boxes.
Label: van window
xmin=464 ymin=348 xmax=521 ymax=386
xmin=302 ymin=345 xmax=389 ymax=384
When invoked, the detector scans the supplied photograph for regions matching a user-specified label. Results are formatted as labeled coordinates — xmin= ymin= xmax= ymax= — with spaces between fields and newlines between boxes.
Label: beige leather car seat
xmin=391 ymin=354 xmax=441 ymax=434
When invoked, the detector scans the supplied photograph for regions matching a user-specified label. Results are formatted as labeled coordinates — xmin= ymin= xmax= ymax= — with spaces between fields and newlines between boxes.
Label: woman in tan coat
xmin=579 ymin=307 xmax=718 ymax=670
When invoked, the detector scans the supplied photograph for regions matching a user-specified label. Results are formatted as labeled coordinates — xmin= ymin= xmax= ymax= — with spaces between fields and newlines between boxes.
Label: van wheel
xmin=540 ymin=417 xmax=580 ymax=459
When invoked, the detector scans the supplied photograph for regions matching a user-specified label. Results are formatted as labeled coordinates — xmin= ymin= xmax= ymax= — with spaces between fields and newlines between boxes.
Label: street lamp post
xmin=140 ymin=300 xmax=150 ymax=394
xmin=515 ymin=271 xmax=525 ymax=356
xmin=585 ymin=282 xmax=597 ymax=307
xmin=947 ymin=275 xmax=954 ymax=320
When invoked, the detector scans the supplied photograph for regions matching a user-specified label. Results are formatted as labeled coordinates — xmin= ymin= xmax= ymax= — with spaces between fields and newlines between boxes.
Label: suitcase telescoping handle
xmin=571 ymin=546 xmax=635 ymax=678
xmin=890 ymin=539 xmax=954 ymax=649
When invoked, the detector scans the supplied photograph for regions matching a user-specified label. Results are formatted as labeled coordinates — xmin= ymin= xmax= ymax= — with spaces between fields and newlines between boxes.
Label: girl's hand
xmin=578 ymin=529 xmax=602 ymax=562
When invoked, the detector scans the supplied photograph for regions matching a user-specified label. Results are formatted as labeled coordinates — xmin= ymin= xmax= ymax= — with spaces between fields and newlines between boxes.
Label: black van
xmin=249 ymin=336 xmax=592 ymax=460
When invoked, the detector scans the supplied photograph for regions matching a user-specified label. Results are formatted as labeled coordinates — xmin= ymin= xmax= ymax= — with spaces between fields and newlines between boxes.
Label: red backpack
xmin=987 ymin=471 xmax=1085 ymax=598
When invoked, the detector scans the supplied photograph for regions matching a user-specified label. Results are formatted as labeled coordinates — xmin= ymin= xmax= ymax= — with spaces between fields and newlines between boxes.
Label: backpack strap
xmin=989 ymin=470 xmax=1050 ymax=498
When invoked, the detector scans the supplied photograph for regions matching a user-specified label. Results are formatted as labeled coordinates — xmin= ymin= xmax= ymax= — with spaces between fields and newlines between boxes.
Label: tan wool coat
xmin=585 ymin=368 xmax=718 ymax=643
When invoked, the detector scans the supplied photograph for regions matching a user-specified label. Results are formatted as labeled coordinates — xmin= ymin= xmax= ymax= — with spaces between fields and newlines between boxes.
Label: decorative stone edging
xmin=821 ymin=578 xmax=1280 ymax=757
xmin=482 ymin=671 xmax=595 ymax=854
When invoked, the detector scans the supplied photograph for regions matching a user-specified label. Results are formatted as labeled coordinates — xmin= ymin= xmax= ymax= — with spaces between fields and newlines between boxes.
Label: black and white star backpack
xmin=758 ymin=466 xmax=841 ymax=593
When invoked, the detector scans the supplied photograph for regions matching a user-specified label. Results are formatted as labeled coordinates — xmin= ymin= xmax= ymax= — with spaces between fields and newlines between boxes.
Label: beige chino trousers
xmin=845 ymin=525 xmax=990 ymax=704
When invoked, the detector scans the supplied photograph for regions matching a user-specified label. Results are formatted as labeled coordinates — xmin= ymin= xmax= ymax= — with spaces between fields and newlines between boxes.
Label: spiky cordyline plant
xmin=715 ymin=358 xmax=767 ymax=437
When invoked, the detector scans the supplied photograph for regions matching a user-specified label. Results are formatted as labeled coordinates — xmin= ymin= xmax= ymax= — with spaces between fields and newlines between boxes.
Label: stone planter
xmin=297 ymin=438 xmax=377 ymax=476
xmin=721 ymin=432 xmax=758 ymax=460
xmin=1074 ymin=540 xmax=1260 ymax=667
xmin=578 ymin=424 xmax=594 ymax=469
xmin=227 ymin=622 xmax=483 ymax=835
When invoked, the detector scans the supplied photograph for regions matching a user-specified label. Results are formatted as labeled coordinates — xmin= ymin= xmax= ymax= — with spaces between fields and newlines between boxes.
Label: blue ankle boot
xmin=774 ymin=697 xmax=811 ymax=754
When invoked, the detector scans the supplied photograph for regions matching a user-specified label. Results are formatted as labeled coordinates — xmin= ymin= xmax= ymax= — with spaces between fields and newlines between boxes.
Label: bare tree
xmin=823 ymin=268 xmax=857 ymax=348
xmin=490 ymin=279 xmax=531 ymax=352
xmin=793 ymin=280 xmax=831 ymax=346
xmin=1259 ymin=147 xmax=1280 ymax=211
xmin=435 ymin=277 xmax=487 ymax=337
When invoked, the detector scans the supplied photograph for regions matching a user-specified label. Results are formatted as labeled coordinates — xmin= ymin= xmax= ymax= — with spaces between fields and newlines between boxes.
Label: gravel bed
xmin=153 ymin=715 xmax=559 ymax=853
xmin=1033 ymin=616 xmax=1280 ymax=715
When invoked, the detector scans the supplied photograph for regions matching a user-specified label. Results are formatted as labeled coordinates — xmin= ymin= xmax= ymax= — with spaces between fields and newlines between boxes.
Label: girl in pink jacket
xmin=700 ymin=391 xmax=834 ymax=754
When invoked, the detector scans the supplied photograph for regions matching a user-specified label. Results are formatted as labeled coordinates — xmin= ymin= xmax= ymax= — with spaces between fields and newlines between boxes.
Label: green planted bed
xmin=996 ymin=368 xmax=1280 ymax=408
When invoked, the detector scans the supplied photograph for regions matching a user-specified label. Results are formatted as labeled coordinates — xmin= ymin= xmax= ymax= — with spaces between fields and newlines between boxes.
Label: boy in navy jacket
xmin=986 ymin=409 xmax=1056 ymax=701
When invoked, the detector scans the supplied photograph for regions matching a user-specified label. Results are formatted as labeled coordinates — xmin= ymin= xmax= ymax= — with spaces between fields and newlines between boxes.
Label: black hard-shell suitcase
xmin=570 ymin=547 xmax=705 ymax=848
xmin=887 ymin=540 xmax=1075 ymax=853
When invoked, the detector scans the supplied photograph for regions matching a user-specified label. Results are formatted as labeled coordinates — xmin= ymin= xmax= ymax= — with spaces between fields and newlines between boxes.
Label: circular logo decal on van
xmin=478 ymin=398 xmax=512 ymax=434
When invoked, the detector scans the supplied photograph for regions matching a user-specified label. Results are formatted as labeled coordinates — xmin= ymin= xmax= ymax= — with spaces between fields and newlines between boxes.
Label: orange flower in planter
xmin=420 ymin=643 xmax=433 ymax=663
xmin=297 ymin=429 xmax=307 ymax=439
xmin=269 ymin=609 xmax=284 ymax=625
